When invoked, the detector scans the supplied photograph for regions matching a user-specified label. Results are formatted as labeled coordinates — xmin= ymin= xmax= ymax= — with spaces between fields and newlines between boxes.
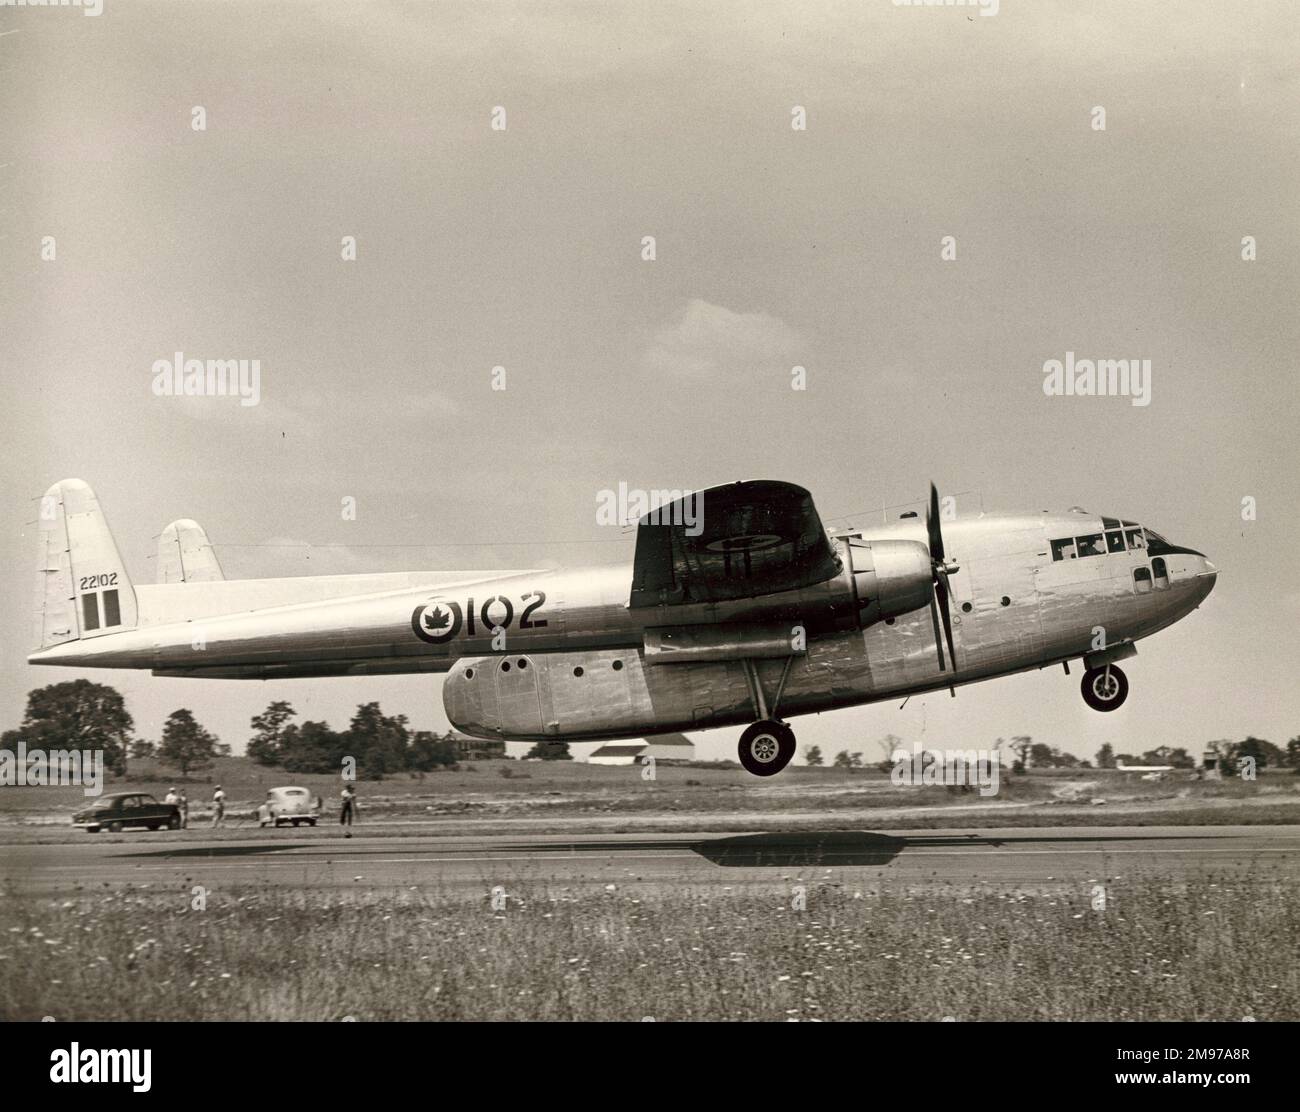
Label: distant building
xmin=587 ymin=743 xmax=647 ymax=766
xmin=451 ymin=732 xmax=505 ymax=760
xmin=587 ymin=734 xmax=695 ymax=766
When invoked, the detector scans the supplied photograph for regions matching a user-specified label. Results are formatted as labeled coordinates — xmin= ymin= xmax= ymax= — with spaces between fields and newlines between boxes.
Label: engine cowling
xmin=847 ymin=539 xmax=933 ymax=626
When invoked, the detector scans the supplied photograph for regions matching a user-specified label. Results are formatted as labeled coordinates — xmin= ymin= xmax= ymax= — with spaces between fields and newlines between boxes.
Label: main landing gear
xmin=1081 ymin=663 xmax=1129 ymax=712
xmin=737 ymin=658 xmax=797 ymax=776
xmin=739 ymin=720 xmax=796 ymax=776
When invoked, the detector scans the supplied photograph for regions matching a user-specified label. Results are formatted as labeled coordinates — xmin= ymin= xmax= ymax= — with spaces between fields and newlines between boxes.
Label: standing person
xmin=164 ymin=787 xmax=179 ymax=806
xmin=340 ymin=783 xmax=356 ymax=836
xmin=211 ymin=784 xmax=226 ymax=828
xmin=178 ymin=789 xmax=188 ymax=829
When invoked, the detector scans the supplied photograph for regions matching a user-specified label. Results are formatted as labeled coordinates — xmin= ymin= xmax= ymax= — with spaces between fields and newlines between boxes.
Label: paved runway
xmin=3 ymin=825 xmax=1297 ymax=896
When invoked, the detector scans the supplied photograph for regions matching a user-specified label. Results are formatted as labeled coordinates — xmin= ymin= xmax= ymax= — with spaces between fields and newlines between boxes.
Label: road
xmin=3 ymin=825 xmax=1297 ymax=896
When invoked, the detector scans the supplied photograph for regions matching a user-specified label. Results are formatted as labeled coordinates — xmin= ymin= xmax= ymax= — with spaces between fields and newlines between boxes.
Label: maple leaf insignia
xmin=422 ymin=605 xmax=451 ymax=632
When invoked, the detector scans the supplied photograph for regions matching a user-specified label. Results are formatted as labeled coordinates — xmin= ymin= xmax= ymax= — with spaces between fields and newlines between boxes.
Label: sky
xmin=1 ymin=1 xmax=1297 ymax=765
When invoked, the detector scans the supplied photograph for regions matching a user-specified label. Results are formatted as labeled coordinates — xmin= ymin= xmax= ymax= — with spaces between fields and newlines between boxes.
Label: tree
xmin=875 ymin=733 xmax=903 ymax=771
xmin=345 ymin=702 xmax=411 ymax=778
xmin=1236 ymin=736 xmax=1283 ymax=771
xmin=804 ymin=745 xmax=823 ymax=767
xmin=279 ymin=721 xmax=349 ymax=774
xmin=1029 ymin=742 xmax=1056 ymax=768
xmin=1095 ymin=743 xmax=1116 ymax=769
xmin=1009 ymin=736 xmax=1033 ymax=771
xmin=158 ymin=709 xmax=219 ymax=780
xmin=248 ymin=701 xmax=296 ymax=767
xmin=832 ymin=750 xmax=863 ymax=770
xmin=1286 ymin=736 xmax=1300 ymax=770
xmin=526 ymin=740 xmax=572 ymax=760
xmin=129 ymin=738 xmax=156 ymax=760
xmin=16 ymin=680 xmax=133 ymax=775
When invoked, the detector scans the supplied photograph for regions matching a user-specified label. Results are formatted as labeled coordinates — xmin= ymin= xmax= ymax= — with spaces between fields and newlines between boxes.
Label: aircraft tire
xmin=1081 ymin=664 xmax=1128 ymax=712
xmin=738 ymin=720 xmax=796 ymax=776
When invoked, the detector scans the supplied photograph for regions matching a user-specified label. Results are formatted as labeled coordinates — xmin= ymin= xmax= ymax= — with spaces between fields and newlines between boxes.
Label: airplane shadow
xmin=501 ymin=829 xmax=1235 ymax=869
xmin=116 ymin=844 xmax=315 ymax=859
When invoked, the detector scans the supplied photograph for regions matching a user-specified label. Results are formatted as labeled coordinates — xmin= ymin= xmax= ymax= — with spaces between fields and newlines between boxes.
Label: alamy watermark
xmin=1042 ymin=351 xmax=1151 ymax=407
xmin=0 ymin=742 xmax=104 ymax=796
xmin=890 ymin=743 xmax=1001 ymax=797
xmin=596 ymin=482 xmax=703 ymax=536
xmin=151 ymin=352 xmax=261 ymax=407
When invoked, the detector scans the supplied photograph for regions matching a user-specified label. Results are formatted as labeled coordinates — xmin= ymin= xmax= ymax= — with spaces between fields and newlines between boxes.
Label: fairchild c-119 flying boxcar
xmin=30 ymin=478 xmax=1215 ymax=776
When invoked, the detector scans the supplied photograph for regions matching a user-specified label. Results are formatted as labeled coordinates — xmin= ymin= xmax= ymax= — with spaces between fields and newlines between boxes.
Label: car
xmin=260 ymin=786 xmax=321 ymax=827
xmin=73 ymin=792 xmax=181 ymax=834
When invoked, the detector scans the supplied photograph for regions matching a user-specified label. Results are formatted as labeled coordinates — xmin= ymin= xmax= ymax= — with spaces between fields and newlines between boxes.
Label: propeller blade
xmin=927 ymin=482 xmax=945 ymax=564
xmin=928 ymin=593 xmax=947 ymax=672
xmin=935 ymin=574 xmax=958 ymax=674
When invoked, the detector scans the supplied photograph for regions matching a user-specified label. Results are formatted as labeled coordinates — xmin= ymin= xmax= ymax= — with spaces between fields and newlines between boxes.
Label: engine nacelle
xmin=848 ymin=539 xmax=934 ymax=626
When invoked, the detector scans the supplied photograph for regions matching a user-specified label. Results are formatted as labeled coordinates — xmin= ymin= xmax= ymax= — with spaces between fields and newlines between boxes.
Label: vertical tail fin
xmin=34 ymin=479 xmax=137 ymax=649
xmin=158 ymin=519 xmax=225 ymax=584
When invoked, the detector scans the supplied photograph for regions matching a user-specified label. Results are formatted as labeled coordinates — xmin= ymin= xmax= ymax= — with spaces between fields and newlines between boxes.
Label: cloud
xmin=642 ymin=299 xmax=803 ymax=377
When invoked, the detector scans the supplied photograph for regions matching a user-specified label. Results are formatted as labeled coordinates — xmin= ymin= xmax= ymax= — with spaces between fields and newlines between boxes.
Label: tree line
xmin=1 ymin=680 xmax=458 ymax=781
xmin=801 ymin=733 xmax=1300 ymax=772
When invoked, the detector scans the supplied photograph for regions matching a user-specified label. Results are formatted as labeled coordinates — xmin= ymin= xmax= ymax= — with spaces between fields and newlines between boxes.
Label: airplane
xmin=28 ymin=478 xmax=1217 ymax=777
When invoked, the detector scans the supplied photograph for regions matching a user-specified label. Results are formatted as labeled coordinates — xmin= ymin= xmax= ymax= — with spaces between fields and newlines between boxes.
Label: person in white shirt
xmin=211 ymin=785 xmax=226 ymax=828
xmin=164 ymin=788 xmax=179 ymax=806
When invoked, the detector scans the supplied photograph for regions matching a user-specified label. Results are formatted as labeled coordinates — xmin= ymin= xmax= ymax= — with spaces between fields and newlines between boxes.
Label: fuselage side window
xmin=1133 ymin=566 xmax=1152 ymax=594
xmin=1051 ymin=538 xmax=1077 ymax=561
xmin=1075 ymin=533 xmax=1105 ymax=558
xmin=1152 ymin=556 xmax=1169 ymax=589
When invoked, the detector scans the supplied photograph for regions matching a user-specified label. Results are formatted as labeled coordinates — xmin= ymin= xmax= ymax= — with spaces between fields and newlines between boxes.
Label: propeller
xmin=924 ymin=483 xmax=960 ymax=680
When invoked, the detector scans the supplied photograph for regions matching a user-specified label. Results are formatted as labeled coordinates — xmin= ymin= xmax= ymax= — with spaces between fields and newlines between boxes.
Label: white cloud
xmin=642 ymin=299 xmax=803 ymax=377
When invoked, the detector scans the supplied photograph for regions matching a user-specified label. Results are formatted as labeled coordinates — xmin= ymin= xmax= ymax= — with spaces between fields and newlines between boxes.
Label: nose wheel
xmin=1081 ymin=664 xmax=1128 ymax=712
xmin=738 ymin=720 xmax=796 ymax=776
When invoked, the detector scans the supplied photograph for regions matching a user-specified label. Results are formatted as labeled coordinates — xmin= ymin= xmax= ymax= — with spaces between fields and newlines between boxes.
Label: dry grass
xmin=3 ymin=875 xmax=1297 ymax=1021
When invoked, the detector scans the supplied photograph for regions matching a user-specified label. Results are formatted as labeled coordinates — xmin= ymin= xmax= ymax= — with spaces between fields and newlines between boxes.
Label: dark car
xmin=73 ymin=792 xmax=182 ymax=834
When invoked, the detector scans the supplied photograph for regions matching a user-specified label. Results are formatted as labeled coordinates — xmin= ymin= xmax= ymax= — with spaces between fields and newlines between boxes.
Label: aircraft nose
xmin=1197 ymin=556 xmax=1218 ymax=596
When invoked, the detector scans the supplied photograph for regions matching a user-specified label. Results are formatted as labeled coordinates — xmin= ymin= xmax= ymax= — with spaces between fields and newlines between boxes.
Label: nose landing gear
xmin=1081 ymin=663 xmax=1129 ymax=711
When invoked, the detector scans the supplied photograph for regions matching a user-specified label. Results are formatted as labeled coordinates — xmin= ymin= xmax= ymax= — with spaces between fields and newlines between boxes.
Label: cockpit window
xmin=1075 ymin=533 xmax=1105 ymax=557
xmin=1124 ymin=527 xmax=1145 ymax=550
xmin=1050 ymin=538 xmax=1076 ymax=561
xmin=1105 ymin=530 xmax=1126 ymax=553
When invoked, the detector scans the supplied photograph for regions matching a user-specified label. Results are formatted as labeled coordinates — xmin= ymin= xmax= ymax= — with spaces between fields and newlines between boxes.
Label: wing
xmin=628 ymin=480 xmax=841 ymax=607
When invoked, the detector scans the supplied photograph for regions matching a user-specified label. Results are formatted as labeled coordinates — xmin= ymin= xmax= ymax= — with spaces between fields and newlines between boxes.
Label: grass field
xmin=2 ymin=875 xmax=1296 ymax=1021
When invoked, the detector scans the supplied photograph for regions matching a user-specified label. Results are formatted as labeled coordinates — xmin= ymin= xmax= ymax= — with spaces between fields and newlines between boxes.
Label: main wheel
xmin=738 ymin=720 xmax=796 ymax=776
xmin=1081 ymin=664 xmax=1128 ymax=712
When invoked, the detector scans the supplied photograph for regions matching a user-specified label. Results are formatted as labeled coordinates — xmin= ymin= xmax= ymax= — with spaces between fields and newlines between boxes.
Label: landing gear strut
xmin=737 ymin=658 xmax=797 ymax=776
xmin=1081 ymin=664 xmax=1128 ymax=712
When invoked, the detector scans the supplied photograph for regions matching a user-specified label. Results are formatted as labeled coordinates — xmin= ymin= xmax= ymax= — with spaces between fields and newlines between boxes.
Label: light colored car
xmin=260 ymin=786 xmax=321 ymax=827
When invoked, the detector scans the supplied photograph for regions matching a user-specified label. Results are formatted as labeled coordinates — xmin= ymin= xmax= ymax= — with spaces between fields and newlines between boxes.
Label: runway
xmin=3 ymin=825 xmax=1297 ymax=896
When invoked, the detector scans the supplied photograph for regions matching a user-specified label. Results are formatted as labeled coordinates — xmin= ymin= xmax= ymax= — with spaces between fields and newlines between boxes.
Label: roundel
xmin=412 ymin=598 xmax=463 ymax=645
